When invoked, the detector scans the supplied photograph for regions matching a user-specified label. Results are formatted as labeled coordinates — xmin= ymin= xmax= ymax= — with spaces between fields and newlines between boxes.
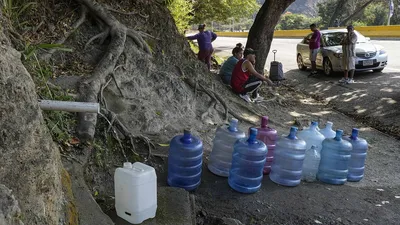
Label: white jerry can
xmin=115 ymin=162 xmax=157 ymax=224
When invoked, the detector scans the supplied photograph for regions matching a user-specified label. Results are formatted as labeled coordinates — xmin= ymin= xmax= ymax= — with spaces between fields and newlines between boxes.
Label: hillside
xmin=258 ymin=0 xmax=323 ymax=17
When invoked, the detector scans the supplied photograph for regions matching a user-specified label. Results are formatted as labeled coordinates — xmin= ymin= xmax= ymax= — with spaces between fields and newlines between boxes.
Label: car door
xmin=299 ymin=33 xmax=312 ymax=66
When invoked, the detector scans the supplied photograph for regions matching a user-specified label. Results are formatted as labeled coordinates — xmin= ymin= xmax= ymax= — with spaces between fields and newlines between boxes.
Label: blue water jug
xmin=317 ymin=129 xmax=352 ymax=185
xmin=167 ymin=129 xmax=203 ymax=191
xmin=269 ymin=127 xmax=306 ymax=187
xmin=208 ymin=118 xmax=246 ymax=177
xmin=319 ymin=121 xmax=336 ymax=139
xmin=228 ymin=128 xmax=267 ymax=194
xmin=343 ymin=128 xmax=368 ymax=182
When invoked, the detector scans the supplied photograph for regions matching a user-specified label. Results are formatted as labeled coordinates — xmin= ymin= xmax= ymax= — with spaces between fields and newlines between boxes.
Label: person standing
xmin=339 ymin=25 xmax=358 ymax=84
xmin=219 ymin=43 xmax=244 ymax=85
xmin=308 ymin=24 xmax=321 ymax=77
xmin=187 ymin=24 xmax=217 ymax=70
xmin=230 ymin=48 xmax=273 ymax=103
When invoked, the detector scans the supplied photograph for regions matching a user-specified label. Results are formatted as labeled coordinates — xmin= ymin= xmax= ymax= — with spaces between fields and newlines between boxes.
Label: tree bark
xmin=339 ymin=0 xmax=374 ymax=26
xmin=246 ymin=0 xmax=295 ymax=73
xmin=328 ymin=0 xmax=347 ymax=27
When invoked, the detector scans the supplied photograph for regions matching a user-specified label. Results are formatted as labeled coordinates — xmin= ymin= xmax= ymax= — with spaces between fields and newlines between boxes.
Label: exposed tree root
xmin=105 ymin=4 xmax=149 ymax=19
xmin=176 ymin=66 xmax=257 ymax=125
xmin=75 ymin=0 xmax=151 ymax=141
xmin=84 ymin=28 xmax=110 ymax=50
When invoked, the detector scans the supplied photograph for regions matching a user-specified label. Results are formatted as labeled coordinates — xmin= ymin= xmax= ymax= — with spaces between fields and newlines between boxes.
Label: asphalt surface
xmin=213 ymin=37 xmax=400 ymax=73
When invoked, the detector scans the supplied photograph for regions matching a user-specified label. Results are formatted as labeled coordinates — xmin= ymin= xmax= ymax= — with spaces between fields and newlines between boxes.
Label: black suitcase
xmin=269 ymin=50 xmax=284 ymax=81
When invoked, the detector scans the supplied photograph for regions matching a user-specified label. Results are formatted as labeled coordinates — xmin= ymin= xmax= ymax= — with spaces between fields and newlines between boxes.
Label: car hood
xmin=324 ymin=42 xmax=379 ymax=53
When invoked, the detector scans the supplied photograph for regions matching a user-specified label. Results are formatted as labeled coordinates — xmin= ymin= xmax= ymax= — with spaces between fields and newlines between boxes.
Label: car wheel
xmin=297 ymin=54 xmax=307 ymax=71
xmin=323 ymin=58 xmax=333 ymax=76
xmin=373 ymin=68 xmax=384 ymax=73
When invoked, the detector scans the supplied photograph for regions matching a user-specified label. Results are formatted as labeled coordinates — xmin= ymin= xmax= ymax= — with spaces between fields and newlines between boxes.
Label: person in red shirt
xmin=230 ymin=48 xmax=273 ymax=103
xmin=308 ymin=24 xmax=321 ymax=76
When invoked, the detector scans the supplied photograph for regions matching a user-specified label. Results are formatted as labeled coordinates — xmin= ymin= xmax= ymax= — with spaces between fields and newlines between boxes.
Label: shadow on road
xmin=284 ymin=69 xmax=400 ymax=139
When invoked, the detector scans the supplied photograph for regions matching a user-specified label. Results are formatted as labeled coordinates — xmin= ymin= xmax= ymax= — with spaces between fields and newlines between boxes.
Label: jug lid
xmin=287 ymin=126 xmax=298 ymax=140
xmin=247 ymin=128 xmax=258 ymax=144
xmin=228 ymin=118 xmax=239 ymax=132
xmin=123 ymin=162 xmax=133 ymax=169
xmin=261 ymin=116 xmax=269 ymax=128
xmin=334 ymin=129 xmax=343 ymax=141
xmin=181 ymin=129 xmax=193 ymax=144
xmin=350 ymin=128 xmax=359 ymax=140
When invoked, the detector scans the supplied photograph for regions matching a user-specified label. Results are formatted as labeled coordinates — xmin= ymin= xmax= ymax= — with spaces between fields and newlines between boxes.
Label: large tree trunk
xmin=246 ymin=0 xmax=295 ymax=73
xmin=328 ymin=0 xmax=346 ymax=27
xmin=339 ymin=0 xmax=374 ymax=26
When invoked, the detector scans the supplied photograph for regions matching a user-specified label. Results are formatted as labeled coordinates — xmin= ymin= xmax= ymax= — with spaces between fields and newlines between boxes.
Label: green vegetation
xmin=276 ymin=12 xmax=321 ymax=30
xmin=166 ymin=0 xmax=194 ymax=34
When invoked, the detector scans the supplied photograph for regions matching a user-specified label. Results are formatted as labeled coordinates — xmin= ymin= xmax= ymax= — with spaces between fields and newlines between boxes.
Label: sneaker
xmin=240 ymin=94 xmax=253 ymax=103
xmin=338 ymin=77 xmax=348 ymax=83
xmin=253 ymin=93 xmax=264 ymax=102
xmin=346 ymin=79 xmax=355 ymax=84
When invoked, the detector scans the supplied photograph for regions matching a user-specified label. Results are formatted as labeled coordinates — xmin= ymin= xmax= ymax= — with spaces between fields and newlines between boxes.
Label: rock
xmin=0 ymin=29 xmax=65 ymax=224
xmin=0 ymin=184 xmax=24 ymax=225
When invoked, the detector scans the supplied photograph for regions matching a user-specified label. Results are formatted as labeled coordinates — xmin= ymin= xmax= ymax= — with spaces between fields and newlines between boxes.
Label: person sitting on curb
xmin=219 ymin=43 xmax=244 ymax=85
xmin=230 ymin=48 xmax=274 ymax=103
xmin=339 ymin=25 xmax=358 ymax=84
xmin=187 ymin=24 xmax=217 ymax=70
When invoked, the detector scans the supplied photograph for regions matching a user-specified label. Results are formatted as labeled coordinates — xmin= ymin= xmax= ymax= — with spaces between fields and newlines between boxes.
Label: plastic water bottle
xmin=317 ymin=129 xmax=352 ymax=185
xmin=302 ymin=145 xmax=320 ymax=182
xmin=115 ymin=162 xmax=157 ymax=224
xmin=319 ymin=121 xmax=336 ymax=139
xmin=269 ymin=127 xmax=306 ymax=187
xmin=344 ymin=128 xmax=368 ymax=182
xmin=208 ymin=118 xmax=246 ymax=177
xmin=228 ymin=128 xmax=267 ymax=193
xmin=253 ymin=116 xmax=278 ymax=174
xmin=297 ymin=121 xmax=325 ymax=153
xmin=167 ymin=129 xmax=203 ymax=191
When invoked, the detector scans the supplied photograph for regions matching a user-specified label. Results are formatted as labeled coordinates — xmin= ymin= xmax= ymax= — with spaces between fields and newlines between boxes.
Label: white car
xmin=296 ymin=29 xmax=388 ymax=75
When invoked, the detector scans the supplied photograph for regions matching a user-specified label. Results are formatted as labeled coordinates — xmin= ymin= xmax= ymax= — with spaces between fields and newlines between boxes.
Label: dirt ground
xmin=149 ymin=73 xmax=400 ymax=225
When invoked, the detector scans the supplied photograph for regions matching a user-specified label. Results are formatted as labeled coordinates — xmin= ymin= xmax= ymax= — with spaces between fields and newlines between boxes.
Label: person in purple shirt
xmin=187 ymin=24 xmax=217 ymax=70
xmin=308 ymin=24 xmax=321 ymax=77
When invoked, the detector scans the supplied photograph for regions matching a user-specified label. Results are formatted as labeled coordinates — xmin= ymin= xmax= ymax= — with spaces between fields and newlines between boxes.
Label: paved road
xmin=213 ymin=37 xmax=400 ymax=72
xmin=214 ymin=37 xmax=400 ymax=138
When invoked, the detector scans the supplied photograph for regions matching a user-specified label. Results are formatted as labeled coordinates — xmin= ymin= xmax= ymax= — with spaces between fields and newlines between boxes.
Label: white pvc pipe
xmin=38 ymin=100 xmax=100 ymax=113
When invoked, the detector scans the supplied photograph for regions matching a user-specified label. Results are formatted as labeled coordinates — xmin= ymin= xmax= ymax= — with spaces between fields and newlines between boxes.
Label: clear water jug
xmin=343 ymin=128 xmax=368 ymax=182
xmin=319 ymin=121 xmax=336 ymax=139
xmin=253 ymin=116 xmax=278 ymax=174
xmin=297 ymin=121 xmax=325 ymax=153
xmin=302 ymin=145 xmax=320 ymax=182
xmin=228 ymin=128 xmax=267 ymax=193
xmin=317 ymin=129 xmax=352 ymax=185
xmin=167 ymin=129 xmax=203 ymax=191
xmin=269 ymin=127 xmax=306 ymax=187
xmin=115 ymin=162 xmax=157 ymax=224
xmin=208 ymin=118 xmax=246 ymax=177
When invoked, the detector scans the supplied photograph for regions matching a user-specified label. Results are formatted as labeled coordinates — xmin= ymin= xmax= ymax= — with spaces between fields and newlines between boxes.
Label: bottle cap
xmin=261 ymin=116 xmax=269 ymax=128
xmin=123 ymin=162 xmax=133 ymax=169
xmin=228 ymin=118 xmax=239 ymax=132
xmin=288 ymin=126 xmax=298 ymax=140
xmin=351 ymin=128 xmax=359 ymax=140
xmin=334 ymin=129 xmax=343 ymax=141
xmin=326 ymin=121 xmax=333 ymax=128
xmin=182 ymin=129 xmax=193 ymax=144
xmin=248 ymin=128 xmax=258 ymax=144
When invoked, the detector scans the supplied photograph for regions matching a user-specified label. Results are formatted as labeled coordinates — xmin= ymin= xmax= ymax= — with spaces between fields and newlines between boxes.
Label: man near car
xmin=308 ymin=24 xmax=321 ymax=77
xmin=230 ymin=48 xmax=273 ymax=103
xmin=339 ymin=25 xmax=358 ymax=84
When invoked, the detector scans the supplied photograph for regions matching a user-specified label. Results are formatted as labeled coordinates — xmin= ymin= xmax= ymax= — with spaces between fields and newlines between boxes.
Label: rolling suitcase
xmin=269 ymin=50 xmax=284 ymax=82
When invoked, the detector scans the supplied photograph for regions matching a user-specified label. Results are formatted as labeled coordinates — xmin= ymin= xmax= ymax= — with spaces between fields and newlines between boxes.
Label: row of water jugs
xmin=167 ymin=116 xmax=368 ymax=193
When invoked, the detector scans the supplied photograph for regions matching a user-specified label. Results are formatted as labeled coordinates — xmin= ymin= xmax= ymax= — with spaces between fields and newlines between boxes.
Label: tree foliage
xmin=276 ymin=12 xmax=321 ymax=30
xmin=166 ymin=0 xmax=194 ymax=34
xmin=192 ymin=0 xmax=261 ymax=24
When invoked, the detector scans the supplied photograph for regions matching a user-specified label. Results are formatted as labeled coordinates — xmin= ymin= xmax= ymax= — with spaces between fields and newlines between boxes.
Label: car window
xmin=323 ymin=32 xmax=346 ymax=47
